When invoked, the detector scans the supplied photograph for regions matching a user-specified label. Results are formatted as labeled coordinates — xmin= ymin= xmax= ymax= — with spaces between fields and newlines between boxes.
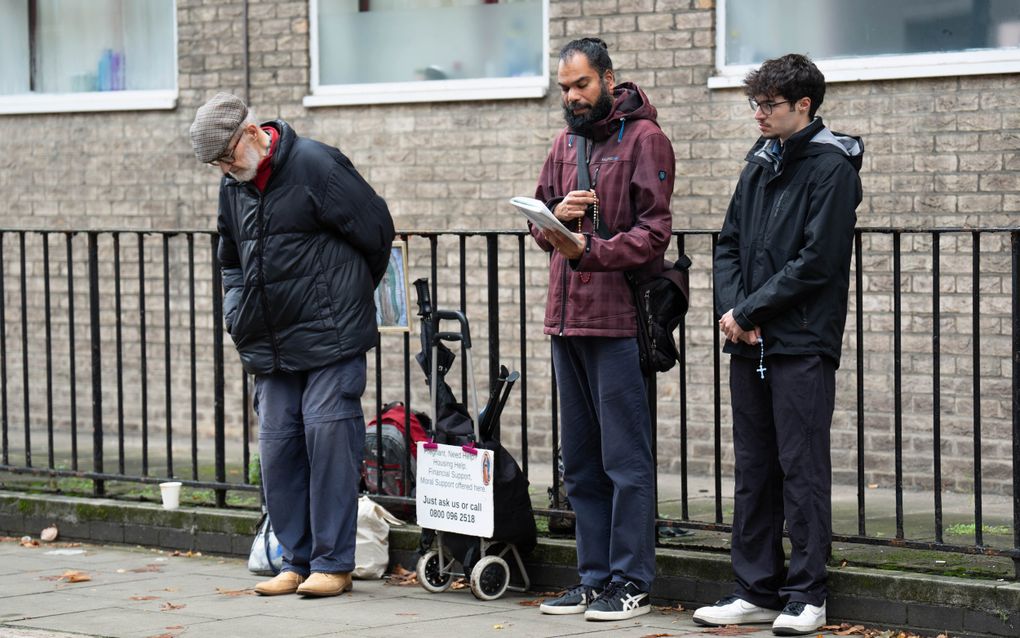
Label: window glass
xmin=317 ymin=0 xmax=543 ymax=86
xmin=724 ymin=0 xmax=1020 ymax=66
xmin=0 ymin=0 xmax=176 ymax=96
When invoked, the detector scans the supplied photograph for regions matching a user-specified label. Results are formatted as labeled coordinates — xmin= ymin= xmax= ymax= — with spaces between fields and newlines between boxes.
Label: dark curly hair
xmin=743 ymin=53 xmax=825 ymax=118
xmin=559 ymin=37 xmax=613 ymax=77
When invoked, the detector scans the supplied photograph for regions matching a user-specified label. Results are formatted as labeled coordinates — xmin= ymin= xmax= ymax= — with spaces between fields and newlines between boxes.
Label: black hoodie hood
xmin=746 ymin=117 xmax=864 ymax=175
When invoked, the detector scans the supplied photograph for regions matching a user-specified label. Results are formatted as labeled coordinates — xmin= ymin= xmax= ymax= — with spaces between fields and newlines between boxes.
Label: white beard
xmin=228 ymin=144 xmax=261 ymax=182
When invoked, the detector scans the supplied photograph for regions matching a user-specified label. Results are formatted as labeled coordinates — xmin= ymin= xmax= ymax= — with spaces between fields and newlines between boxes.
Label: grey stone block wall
xmin=0 ymin=0 xmax=1017 ymax=495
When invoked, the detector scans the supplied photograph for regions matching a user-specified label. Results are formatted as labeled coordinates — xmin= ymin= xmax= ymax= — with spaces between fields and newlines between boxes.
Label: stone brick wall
xmin=0 ymin=0 xmax=1016 ymax=497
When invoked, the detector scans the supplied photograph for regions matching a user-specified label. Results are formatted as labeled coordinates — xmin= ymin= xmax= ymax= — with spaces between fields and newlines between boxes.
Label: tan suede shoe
xmin=296 ymin=572 xmax=353 ymax=597
xmin=254 ymin=571 xmax=305 ymax=596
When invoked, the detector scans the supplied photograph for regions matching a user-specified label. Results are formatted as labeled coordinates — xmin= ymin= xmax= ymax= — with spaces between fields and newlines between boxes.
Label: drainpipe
xmin=242 ymin=0 xmax=250 ymax=104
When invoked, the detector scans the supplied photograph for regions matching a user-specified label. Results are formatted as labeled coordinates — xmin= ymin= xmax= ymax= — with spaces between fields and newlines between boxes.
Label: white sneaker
xmin=772 ymin=600 xmax=826 ymax=635
xmin=692 ymin=595 xmax=782 ymax=626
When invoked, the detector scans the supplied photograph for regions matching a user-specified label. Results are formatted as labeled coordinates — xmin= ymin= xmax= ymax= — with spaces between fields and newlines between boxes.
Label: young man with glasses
xmin=694 ymin=54 xmax=863 ymax=635
xmin=190 ymin=92 xmax=394 ymax=598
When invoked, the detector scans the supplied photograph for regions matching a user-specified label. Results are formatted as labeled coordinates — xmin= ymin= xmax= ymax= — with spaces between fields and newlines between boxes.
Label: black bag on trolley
xmin=413 ymin=280 xmax=537 ymax=573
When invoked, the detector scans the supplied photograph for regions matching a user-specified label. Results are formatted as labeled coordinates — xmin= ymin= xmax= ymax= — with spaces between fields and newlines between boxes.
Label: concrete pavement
xmin=0 ymin=540 xmax=835 ymax=638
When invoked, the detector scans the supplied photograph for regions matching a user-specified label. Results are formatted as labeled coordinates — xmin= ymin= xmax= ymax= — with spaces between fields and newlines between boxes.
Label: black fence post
xmin=210 ymin=235 xmax=226 ymax=507
xmin=19 ymin=232 xmax=30 ymax=468
xmin=88 ymin=232 xmax=105 ymax=497
xmin=486 ymin=234 xmax=499 ymax=397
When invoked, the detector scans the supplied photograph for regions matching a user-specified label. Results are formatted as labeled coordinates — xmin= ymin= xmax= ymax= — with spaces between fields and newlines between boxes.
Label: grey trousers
xmin=255 ymin=355 xmax=367 ymax=575
xmin=552 ymin=336 xmax=656 ymax=592
xmin=729 ymin=353 xmax=835 ymax=608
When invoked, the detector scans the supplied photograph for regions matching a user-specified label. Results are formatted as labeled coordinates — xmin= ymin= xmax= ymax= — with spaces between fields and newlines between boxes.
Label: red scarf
xmin=253 ymin=126 xmax=279 ymax=192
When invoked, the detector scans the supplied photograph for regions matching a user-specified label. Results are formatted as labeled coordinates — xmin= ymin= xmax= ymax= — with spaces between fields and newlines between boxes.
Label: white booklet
xmin=510 ymin=196 xmax=584 ymax=249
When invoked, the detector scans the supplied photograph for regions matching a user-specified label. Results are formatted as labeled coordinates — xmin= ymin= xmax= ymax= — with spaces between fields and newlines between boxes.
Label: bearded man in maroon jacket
xmin=531 ymin=37 xmax=675 ymax=622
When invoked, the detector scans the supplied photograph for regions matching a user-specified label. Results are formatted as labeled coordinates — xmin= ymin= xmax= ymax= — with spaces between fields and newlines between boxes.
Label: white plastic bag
xmin=353 ymin=496 xmax=403 ymax=579
xmin=247 ymin=508 xmax=283 ymax=576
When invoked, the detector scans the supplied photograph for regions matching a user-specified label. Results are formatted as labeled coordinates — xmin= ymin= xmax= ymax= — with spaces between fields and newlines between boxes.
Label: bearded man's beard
xmin=228 ymin=143 xmax=261 ymax=182
xmin=562 ymin=81 xmax=614 ymax=137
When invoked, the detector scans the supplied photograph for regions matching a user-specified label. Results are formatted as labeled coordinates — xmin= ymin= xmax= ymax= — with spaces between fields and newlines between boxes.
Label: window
xmin=306 ymin=0 xmax=548 ymax=107
xmin=711 ymin=0 xmax=1020 ymax=88
xmin=0 ymin=0 xmax=177 ymax=114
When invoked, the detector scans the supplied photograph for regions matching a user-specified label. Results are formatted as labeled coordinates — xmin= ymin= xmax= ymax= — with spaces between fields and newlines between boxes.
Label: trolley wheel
xmin=469 ymin=555 xmax=510 ymax=600
xmin=416 ymin=550 xmax=454 ymax=593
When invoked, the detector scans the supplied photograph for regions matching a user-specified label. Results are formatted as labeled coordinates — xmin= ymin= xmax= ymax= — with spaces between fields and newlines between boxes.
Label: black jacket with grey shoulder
xmin=713 ymin=117 xmax=863 ymax=366
xmin=217 ymin=120 xmax=394 ymax=375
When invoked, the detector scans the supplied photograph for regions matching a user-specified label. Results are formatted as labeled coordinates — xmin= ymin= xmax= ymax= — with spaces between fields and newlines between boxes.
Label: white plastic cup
xmin=159 ymin=481 xmax=182 ymax=510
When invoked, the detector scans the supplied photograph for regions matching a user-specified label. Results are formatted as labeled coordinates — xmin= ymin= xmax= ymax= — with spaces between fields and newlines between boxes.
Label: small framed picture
xmin=375 ymin=240 xmax=411 ymax=333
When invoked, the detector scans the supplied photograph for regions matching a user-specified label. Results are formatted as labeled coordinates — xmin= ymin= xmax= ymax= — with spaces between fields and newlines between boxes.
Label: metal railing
xmin=0 ymin=227 xmax=1015 ymax=576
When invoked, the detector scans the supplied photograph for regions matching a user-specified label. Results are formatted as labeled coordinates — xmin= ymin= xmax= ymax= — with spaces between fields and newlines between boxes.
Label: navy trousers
xmin=255 ymin=355 xmax=367 ymax=576
xmin=551 ymin=336 xmax=656 ymax=592
xmin=729 ymin=353 xmax=835 ymax=608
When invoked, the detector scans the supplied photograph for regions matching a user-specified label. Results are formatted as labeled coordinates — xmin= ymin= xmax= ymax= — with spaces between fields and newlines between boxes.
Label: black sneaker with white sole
xmin=539 ymin=583 xmax=601 ymax=615
xmin=583 ymin=580 xmax=651 ymax=621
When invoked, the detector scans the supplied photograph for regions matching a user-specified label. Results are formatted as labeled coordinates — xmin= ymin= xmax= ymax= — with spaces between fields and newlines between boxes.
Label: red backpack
xmin=363 ymin=402 xmax=431 ymax=496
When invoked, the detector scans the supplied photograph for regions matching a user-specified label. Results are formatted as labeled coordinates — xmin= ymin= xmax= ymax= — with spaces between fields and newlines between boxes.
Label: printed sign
xmin=415 ymin=442 xmax=495 ymax=538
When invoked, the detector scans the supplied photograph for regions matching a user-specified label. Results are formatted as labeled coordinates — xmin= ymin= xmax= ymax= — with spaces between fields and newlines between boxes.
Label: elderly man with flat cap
xmin=190 ymin=93 xmax=394 ymax=597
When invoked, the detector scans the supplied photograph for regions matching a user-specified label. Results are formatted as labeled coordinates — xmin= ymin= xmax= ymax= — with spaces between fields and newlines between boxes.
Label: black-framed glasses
xmin=748 ymin=98 xmax=792 ymax=115
xmin=208 ymin=129 xmax=245 ymax=167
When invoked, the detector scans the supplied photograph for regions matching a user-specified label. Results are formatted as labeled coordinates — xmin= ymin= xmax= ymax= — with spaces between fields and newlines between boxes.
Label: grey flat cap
xmin=190 ymin=92 xmax=248 ymax=163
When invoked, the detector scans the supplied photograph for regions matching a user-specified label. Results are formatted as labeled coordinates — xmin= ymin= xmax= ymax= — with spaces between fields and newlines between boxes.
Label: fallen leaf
xmin=493 ymin=625 xmax=504 ymax=630
xmin=840 ymin=560 xmax=849 ymax=568
xmin=640 ymin=634 xmax=674 ymax=637
xmin=867 ymin=483 xmax=879 ymax=489
xmin=215 ymin=587 xmax=254 ymax=597
xmin=655 ymin=603 xmax=685 ymax=613
xmin=450 ymin=578 xmax=468 ymax=590
xmin=703 ymin=626 xmax=761 ymax=636
xmin=385 ymin=564 xmax=419 ymax=586
xmin=60 ymin=570 xmax=91 ymax=583
xmin=40 ymin=525 xmax=59 ymax=542
xmin=130 ymin=595 xmax=159 ymax=601
xmin=170 ymin=550 xmax=202 ymax=558
xmin=20 ymin=536 xmax=38 ymax=548
xmin=518 ymin=598 xmax=545 ymax=607
xmin=165 ymin=626 xmax=184 ymax=630
xmin=129 ymin=564 xmax=165 ymax=573
xmin=160 ymin=602 xmax=185 ymax=611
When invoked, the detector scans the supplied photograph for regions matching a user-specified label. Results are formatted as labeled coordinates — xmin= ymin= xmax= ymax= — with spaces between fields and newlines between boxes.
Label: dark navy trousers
xmin=729 ymin=353 xmax=835 ymax=608
xmin=551 ymin=336 xmax=656 ymax=592
xmin=255 ymin=355 xmax=367 ymax=576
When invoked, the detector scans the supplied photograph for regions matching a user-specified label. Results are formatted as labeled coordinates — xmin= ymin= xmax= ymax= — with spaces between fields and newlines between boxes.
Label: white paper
xmin=510 ymin=196 xmax=584 ymax=249
xmin=416 ymin=442 xmax=495 ymax=538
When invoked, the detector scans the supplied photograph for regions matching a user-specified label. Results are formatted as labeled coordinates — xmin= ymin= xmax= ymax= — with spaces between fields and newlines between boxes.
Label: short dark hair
xmin=559 ymin=37 xmax=613 ymax=77
xmin=743 ymin=53 xmax=825 ymax=118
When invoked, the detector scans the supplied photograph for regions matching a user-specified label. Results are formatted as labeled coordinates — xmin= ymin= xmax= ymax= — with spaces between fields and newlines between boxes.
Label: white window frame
xmin=304 ymin=0 xmax=549 ymax=107
xmin=709 ymin=1 xmax=1020 ymax=89
xmin=0 ymin=1 xmax=178 ymax=115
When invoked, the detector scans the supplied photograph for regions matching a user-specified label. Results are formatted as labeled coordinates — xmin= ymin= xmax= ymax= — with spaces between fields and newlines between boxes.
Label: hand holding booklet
xmin=510 ymin=197 xmax=584 ymax=249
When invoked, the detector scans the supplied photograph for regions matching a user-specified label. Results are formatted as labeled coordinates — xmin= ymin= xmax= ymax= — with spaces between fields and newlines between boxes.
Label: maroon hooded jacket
xmin=532 ymin=82 xmax=675 ymax=337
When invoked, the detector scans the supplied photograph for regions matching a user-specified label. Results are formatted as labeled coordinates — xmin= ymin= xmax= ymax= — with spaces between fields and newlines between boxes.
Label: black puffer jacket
xmin=714 ymin=117 xmax=863 ymax=366
xmin=217 ymin=120 xmax=395 ymax=375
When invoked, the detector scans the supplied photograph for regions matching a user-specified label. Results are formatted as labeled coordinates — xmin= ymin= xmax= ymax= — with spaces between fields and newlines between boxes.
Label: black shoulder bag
xmin=575 ymin=136 xmax=691 ymax=375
